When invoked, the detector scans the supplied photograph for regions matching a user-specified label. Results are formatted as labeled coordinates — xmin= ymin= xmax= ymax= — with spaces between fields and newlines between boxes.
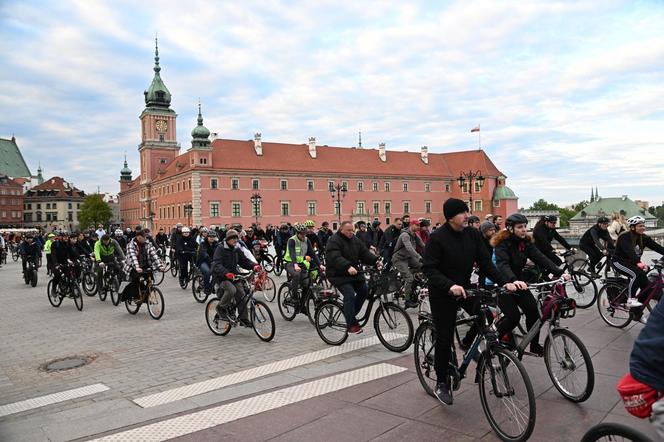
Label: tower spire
xmin=590 ymin=187 xmax=594 ymax=202
xmin=154 ymin=35 xmax=161 ymax=74
xmin=358 ymin=130 xmax=362 ymax=149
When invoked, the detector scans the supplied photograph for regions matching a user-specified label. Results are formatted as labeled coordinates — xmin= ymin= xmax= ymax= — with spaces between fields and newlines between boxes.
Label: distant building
xmin=634 ymin=200 xmax=649 ymax=210
xmin=569 ymin=195 xmax=657 ymax=234
xmin=102 ymin=193 xmax=121 ymax=227
xmin=0 ymin=136 xmax=32 ymax=179
xmin=0 ymin=175 xmax=24 ymax=227
xmin=518 ymin=210 xmax=560 ymax=230
xmin=23 ymin=176 xmax=86 ymax=232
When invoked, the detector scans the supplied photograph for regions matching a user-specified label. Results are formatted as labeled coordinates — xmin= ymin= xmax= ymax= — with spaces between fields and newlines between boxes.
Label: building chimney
xmin=421 ymin=145 xmax=429 ymax=164
xmin=378 ymin=142 xmax=386 ymax=162
xmin=210 ymin=132 xmax=218 ymax=141
xmin=622 ymin=195 xmax=627 ymax=201
xmin=254 ymin=132 xmax=263 ymax=156
xmin=308 ymin=136 xmax=317 ymax=159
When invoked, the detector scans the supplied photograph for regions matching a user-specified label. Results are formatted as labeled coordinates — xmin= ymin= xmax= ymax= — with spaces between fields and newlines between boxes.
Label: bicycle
xmin=314 ymin=266 xmax=414 ymax=352
xmin=98 ymin=260 xmax=122 ymax=305
xmin=191 ymin=264 xmax=219 ymax=303
xmin=278 ymin=267 xmax=337 ymax=325
xmin=80 ymin=255 xmax=98 ymax=297
xmin=10 ymin=242 xmax=20 ymax=262
xmin=572 ymin=249 xmax=617 ymax=280
xmin=507 ymin=278 xmax=594 ymax=402
xmin=22 ymin=256 xmax=38 ymax=287
xmin=205 ymin=272 xmax=276 ymax=342
xmin=250 ymin=267 xmax=277 ymax=303
xmin=47 ymin=264 xmax=83 ymax=311
xmin=581 ymin=422 xmax=653 ymax=442
xmin=124 ymin=271 xmax=165 ymax=320
xmin=597 ymin=259 xmax=662 ymax=328
xmin=178 ymin=252 xmax=197 ymax=289
xmin=169 ymin=248 xmax=179 ymax=277
xmin=413 ymin=287 xmax=536 ymax=442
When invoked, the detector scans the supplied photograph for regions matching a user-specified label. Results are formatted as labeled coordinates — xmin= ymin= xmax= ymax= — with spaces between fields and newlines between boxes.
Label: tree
xmin=573 ymin=200 xmax=589 ymax=213
xmin=529 ymin=199 xmax=559 ymax=211
xmin=78 ymin=194 xmax=112 ymax=229
xmin=649 ymin=205 xmax=664 ymax=228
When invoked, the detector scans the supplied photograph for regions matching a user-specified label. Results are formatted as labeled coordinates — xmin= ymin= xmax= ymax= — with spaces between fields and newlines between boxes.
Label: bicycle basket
xmin=540 ymin=283 xmax=575 ymax=319
xmin=616 ymin=373 xmax=663 ymax=419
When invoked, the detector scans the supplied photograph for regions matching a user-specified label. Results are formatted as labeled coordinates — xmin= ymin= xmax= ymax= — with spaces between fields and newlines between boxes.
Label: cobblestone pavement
xmin=0 ymin=255 xmax=660 ymax=441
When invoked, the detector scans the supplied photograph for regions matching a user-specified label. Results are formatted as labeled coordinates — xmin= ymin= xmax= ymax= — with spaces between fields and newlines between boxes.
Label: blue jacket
xmin=630 ymin=298 xmax=664 ymax=391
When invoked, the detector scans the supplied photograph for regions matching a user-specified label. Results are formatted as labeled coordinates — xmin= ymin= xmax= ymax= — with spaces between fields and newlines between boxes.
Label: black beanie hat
xmin=444 ymin=198 xmax=469 ymax=220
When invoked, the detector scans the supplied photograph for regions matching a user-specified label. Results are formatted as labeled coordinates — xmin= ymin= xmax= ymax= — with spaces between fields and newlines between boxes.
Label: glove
xmin=225 ymin=272 xmax=235 ymax=280
xmin=637 ymin=262 xmax=646 ymax=270
xmin=253 ymin=265 xmax=262 ymax=272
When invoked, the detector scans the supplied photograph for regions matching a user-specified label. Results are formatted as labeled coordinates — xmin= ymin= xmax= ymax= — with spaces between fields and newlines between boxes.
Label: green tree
xmin=649 ymin=205 xmax=664 ymax=227
xmin=573 ymin=200 xmax=589 ymax=213
xmin=558 ymin=208 xmax=576 ymax=228
xmin=529 ymin=199 xmax=559 ymax=211
xmin=78 ymin=194 xmax=112 ymax=229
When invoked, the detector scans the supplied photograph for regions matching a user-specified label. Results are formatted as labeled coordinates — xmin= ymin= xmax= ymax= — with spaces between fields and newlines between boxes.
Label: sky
xmin=0 ymin=0 xmax=663 ymax=208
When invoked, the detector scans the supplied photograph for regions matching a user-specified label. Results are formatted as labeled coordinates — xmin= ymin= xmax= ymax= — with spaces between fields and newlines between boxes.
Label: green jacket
xmin=44 ymin=239 xmax=53 ymax=255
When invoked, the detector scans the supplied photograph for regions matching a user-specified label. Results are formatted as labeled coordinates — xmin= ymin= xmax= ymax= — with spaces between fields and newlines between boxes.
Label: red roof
xmin=440 ymin=149 xmax=504 ymax=178
xmin=26 ymin=176 xmax=85 ymax=198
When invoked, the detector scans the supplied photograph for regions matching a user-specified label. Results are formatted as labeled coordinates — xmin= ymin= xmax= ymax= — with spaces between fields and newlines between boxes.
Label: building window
xmin=307 ymin=201 xmax=316 ymax=216
xmin=462 ymin=183 xmax=468 ymax=193
xmin=307 ymin=180 xmax=314 ymax=191
xmin=46 ymin=203 xmax=51 ymax=209
xmin=372 ymin=182 xmax=378 ymax=192
xmin=403 ymin=182 xmax=408 ymax=192
xmin=341 ymin=181 xmax=348 ymax=192
xmin=493 ymin=199 xmax=500 ymax=208
xmin=373 ymin=201 xmax=380 ymax=214
xmin=445 ymin=183 xmax=451 ymax=192
xmin=177 ymin=182 xmax=181 ymax=192
xmin=28 ymin=203 xmax=32 ymax=210
xmin=77 ymin=203 xmax=80 ymax=209
xmin=252 ymin=179 xmax=260 ymax=190
xmin=160 ymin=158 xmax=167 ymax=164
xmin=385 ymin=182 xmax=391 ymax=192
xmin=37 ymin=203 xmax=41 ymax=209
xmin=474 ymin=200 xmax=482 ymax=212
xmin=46 ymin=213 xmax=51 ymax=221
xmin=474 ymin=181 xmax=482 ymax=192
xmin=68 ymin=202 xmax=72 ymax=209
xmin=281 ymin=202 xmax=289 ymax=216
xmin=188 ymin=179 xmax=191 ymax=189
xmin=68 ymin=212 xmax=73 ymax=222
xmin=385 ymin=201 xmax=391 ymax=215
xmin=231 ymin=178 xmax=239 ymax=190
xmin=178 ymin=205 xmax=181 ymax=218
xmin=210 ymin=202 xmax=219 ymax=217
xmin=280 ymin=179 xmax=288 ymax=191
xmin=167 ymin=206 xmax=171 ymax=218
xmin=425 ymin=183 xmax=430 ymax=192
xmin=403 ymin=201 xmax=410 ymax=214
xmin=357 ymin=182 xmax=364 ymax=192
xmin=232 ymin=202 xmax=241 ymax=217
xmin=252 ymin=201 xmax=261 ymax=218
xmin=356 ymin=201 xmax=365 ymax=214
xmin=425 ymin=201 xmax=432 ymax=213
xmin=211 ymin=178 xmax=218 ymax=189
xmin=159 ymin=134 xmax=164 ymax=142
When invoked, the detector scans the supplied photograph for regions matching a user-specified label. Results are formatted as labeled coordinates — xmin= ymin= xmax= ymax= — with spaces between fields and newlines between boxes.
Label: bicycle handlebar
xmin=527 ymin=276 xmax=566 ymax=289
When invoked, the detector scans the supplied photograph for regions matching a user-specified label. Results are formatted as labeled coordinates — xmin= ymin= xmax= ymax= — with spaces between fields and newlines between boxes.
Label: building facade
xmin=0 ymin=175 xmax=24 ymax=227
xmin=569 ymin=195 xmax=657 ymax=235
xmin=23 ymin=176 xmax=86 ymax=232
xmin=119 ymin=42 xmax=519 ymax=231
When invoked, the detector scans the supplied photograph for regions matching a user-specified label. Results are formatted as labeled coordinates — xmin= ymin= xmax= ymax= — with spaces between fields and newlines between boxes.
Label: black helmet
xmin=543 ymin=215 xmax=557 ymax=223
xmin=597 ymin=216 xmax=610 ymax=224
xmin=505 ymin=213 xmax=528 ymax=228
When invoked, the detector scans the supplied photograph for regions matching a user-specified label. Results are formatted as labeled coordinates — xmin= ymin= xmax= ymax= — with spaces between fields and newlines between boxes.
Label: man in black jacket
xmin=378 ymin=218 xmax=403 ymax=266
xmin=422 ymin=199 xmax=520 ymax=406
xmin=197 ymin=231 xmax=218 ymax=295
xmin=533 ymin=215 xmax=571 ymax=265
xmin=579 ymin=216 xmax=614 ymax=277
xmin=326 ymin=221 xmax=380 ymax=334
xmin=176 ymin=227 xmax=198 ymax=286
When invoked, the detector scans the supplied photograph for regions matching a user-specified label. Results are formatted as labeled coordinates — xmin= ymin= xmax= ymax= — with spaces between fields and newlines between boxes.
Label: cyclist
xmin=416 ymin=219 xmax=431 ymax=250
xmin=212 ymin=229 xmax=261 ymax=323
xmin=94 ymin=234 xmax=125 ymax=290
xmin=155 ymin=227 xmax=169 ymax=251
xmin=121 ymin=229 xmax=164 ymax=301
xmin=378 ymin=217 xmax=404 ymax=269
xmin=304 ymin=220 xmax=322 ymax=254
xmin=533 ymin=215 xmax=572 ymax=266
xmin=44 ymin=233 xmax=55 ymax=276
xmin=274 ymin=223 xmax=291 ymax=270
xmin=369 ymin=220 xmax=383 ymax=249
xmin=176 ymin=227 xmax=198 ymax=286
xmin=579 ymin=216 xmax=614 ymax=278
xmin=114 ymin=229 xmax=127 ymax=252
xmin=75 ymin=232 xmax=93 ymax=257
xmin=392 ymin=219 xmax=424 ymax=309
xmin=51 ymin=233 xmax=80 ymax=294
xmin=477 ymin=221 xmax=497 ymax=287
xmin=197 ymin=230 xmax=218 ymax=295
xmin=284 ymin=223 xmax=325 ymax=300
xmin=422 ymin=198 xmax=519 ymax=405
xmin=18 ymin=234 xmax=40 ymax=277
xmin=613 ymin=216 xmax=664 ymax=308
xmin=326 ymin=220 xmax=380 ymax=334
xmin=355 ymin=221 xmax=373 ymax=250
xmin=492 ymin=213 xmax=567 ymax=356
xmin=467 ymin=215 xmax=481 ymax=229
xmin=317 ymin=221 xmax=333 ymax=252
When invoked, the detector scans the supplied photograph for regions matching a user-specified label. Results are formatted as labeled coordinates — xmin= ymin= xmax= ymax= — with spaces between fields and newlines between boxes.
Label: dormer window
xmin=156 ymin=91 xmax=165 ymax=100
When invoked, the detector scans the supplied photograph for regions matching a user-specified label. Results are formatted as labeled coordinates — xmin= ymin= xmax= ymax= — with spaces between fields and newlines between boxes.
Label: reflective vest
xmin=44 ymin=239 xmax=53 ymax=255
xmin=283 ymin=235 xmax=306 ymax=263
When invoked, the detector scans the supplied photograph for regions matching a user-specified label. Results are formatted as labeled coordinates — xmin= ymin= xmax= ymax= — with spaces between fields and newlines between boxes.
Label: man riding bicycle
xmin=533 ymin=214 xmax=572 ymax=266
xmin=19 ymin=235 xmax=41 ymax=276
xmin=121 ymin=229 xmax=164 ymax=301
xmin=197 ymin=230 xmax=218 ymax=295
xmin=284 ymin=223 xmax=325 ymax=300
xmin=51 ymin=233 xmax=81 ymax=293
xmin=579 ymin=216 xmax=614 ymax=278
xmin=176 ymin=227 xmax=198 ymax=286
xmin=94 ymin=234 xmax=125 ymax=290
xmin=391 ymin=219 xmax=425 ymax=309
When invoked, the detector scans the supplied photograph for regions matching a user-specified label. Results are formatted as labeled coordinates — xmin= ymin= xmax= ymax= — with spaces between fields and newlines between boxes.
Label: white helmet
xmin=627 ymin=216 xmax=646 ymax=226
xmin=182 ymin=227 xmax=191 ymax=233
xmin=114 ymin=229 xmax=123 ymax=236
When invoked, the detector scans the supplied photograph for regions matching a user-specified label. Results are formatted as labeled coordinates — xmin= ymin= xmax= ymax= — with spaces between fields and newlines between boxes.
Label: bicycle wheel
xmin=73 ymin=285 xmax=83 ymax=311
xmin=413 ymin=321 xmax=437 ymax=397
xmin=251 ymin=300 xmax=275 ymax=342
xmin=110 ymin=276 xmax=121 ymax=306
xmin=47 ymin=280 xmax=62 ymax=307
xmin=305 ymin=291 xmax=318 ymax=326
xmin=152 ymin=269 xmax=165 ymax=286
xmin=478 ymin=347 xmax=536 ymax=442
xmin=30 ymin=270 xmax=38 ymax=287
xmin=125 ymin=295 xmax=141 ymax=314
xmin=314 ymin=300 xmax=348 ymax=345
xmin=170 ymin=261 xmax=178 ymax=277
xmin=147 ymin=287 xmax=165 ymax=320
xmin=12 ymin=251 xmax=19 ymax=261
xmin=565 ymin=271 xmax=597 ymax=309
xmin=179 ymin=275 xmax=189 ymax=289
xmin=191 ymin=274 xmax=208 ymax=303
xmin=544 ymin=328 xmax=594 ymax=402
xmin=273 ymin=258 xmax=283 ymax=276
xmin=374 ymin=303 xmax=414 ymax=352
xmin=570 ymin=258 xmax=590 ymax=273
xmin=597 ymin=282 xmax=632 ymax=328
xmin=262 ymin=255 xmax=274 ymax=273
xmin=277 ymin=283 xmax=298 ymax=321
xmin=82 ymin=271 xmax=97 ymax=296
xmin=98 ymin=278 xmax=108 ymax=302
xmin=205 ymin=298 xmax=231 ymax=336
xmin=256 ymin=276 xmax=276 ymax=302
xmin=581 ymin=422 xmax=654 ymax=442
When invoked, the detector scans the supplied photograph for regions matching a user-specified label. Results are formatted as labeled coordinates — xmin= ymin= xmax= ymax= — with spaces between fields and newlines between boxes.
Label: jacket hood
xmin=491 ymin=230 xmax=533 ymax=248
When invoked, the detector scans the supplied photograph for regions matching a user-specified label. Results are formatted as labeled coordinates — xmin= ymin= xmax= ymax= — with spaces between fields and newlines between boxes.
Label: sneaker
xmin=529 ymin=343 xmax=544 ymax=357
xmin=626 ymin=298 xmax=643 ymax=308
xmin=434 ymin=381 xmax=453 ymax=406
xmin=404 ymin=299 xmax=419 ymax=310
xmin=348 ymin=324 xmax=363 ymax=334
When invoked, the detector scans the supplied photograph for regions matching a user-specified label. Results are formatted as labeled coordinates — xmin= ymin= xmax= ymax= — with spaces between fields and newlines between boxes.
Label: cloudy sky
xmin=1 ymin=0 xmax=662 ymax=207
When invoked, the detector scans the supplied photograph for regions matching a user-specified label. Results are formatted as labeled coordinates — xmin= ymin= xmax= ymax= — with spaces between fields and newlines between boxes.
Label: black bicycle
xmin=80 ymin=255 xmax=98 ymax=297
xmin=47 ymin=264 xmax=83 ymax=311
xmin=124 ymin=271 xmax=165 ymax=320
xmin=178 ymin=252 xmax=198 ymax=289
xmin=414 ymin=287 xmax=536 ymax=442
xmin=205 ymin=272 xmax=276 ymax=342
xmin=314 ymin=266 xmax=414 ymax=352
xmin=581 ymin=422 xmax=653 ymax=442
xmin=22 ymin=256 xmax=38 ymax=287
xmin=191 ymin=265 xmax=219 ymax=303
xmin=98 ymin=261 xmax=122 ymax=305
xmin=277 ymin=267 xmax=338 ymax=325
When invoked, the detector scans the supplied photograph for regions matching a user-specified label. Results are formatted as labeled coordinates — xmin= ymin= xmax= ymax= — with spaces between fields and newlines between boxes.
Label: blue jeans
xmin=200 ymin=261 xmax=211 ymax=291
xmin=336 ymin=280 xmax=369 ymax=328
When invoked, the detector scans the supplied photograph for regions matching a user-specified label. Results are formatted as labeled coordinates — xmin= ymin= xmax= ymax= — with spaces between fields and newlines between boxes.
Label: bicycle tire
xmin=581 ymin=422 xmax=653 ymax=442
xmin=413 ymin=321 xmax=437 ymax=397
xmin=251 ymin=300 xmax=275 ymax=342
xmin=262 ymin=255 xmax=275 ymax=273
xmin=597 ymin=282 xmax=632 ymax=328
xmin=125 ymin=296 xmax=141 ymax=314
xmin=147 ymin=287 xmax=165 ymax=320
xmin=191 ymin=275 xmax=208 ymax=303
xmin=98 ymin=277 xmax=108 ymax=302
xmin=205 ymin=298 xmax=231 ymax=336
xmin=82 ymin=271 xmax=97 ymax=296
xmin=305 ymin=290 xmax=317 ymax=326
xmin=566 ymin=271 xmax=598 ymax=309
xmin=544 ymin=328 xmax=594 ymax=402
xmin=256 ymin=275 xmax=276 ymax=303
xmin=73 ymin=285 xmax=83 ymax=311
xmin=273 ymin=259 xmax=283 ymax=276
xmin=170 ymin=262 xmax=178 ymax=277
xmin=374 ymin=303 xmax=414 ymax=352
xmin=12 ymin=251 xmax=19 ymax=262
xmin=314 ymin=300 xmax=348 ymax=345
xmin=478 ymin=347 xmax=536 ymax=442
xmin=30 ymin=270 xmax=38 ymax=287
xmin=47 ymin=280 xmax=62 ymax=307
xmin=277 ymin=283 xmax=298 ymax=321
xmin=152 ymin=269 xmax=165 ymax=286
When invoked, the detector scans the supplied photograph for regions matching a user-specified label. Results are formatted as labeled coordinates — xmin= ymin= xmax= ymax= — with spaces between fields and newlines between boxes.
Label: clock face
xmin=156 ymin=120 xmax=167 ymax=133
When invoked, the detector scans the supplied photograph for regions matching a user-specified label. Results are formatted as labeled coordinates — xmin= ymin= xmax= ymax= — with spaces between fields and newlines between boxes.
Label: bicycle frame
xmin=608 ymin=261 xmax=662 ymax=314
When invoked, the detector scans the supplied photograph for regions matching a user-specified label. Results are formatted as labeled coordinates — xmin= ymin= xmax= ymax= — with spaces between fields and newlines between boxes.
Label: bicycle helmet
xmin=304 ymin=220 xmax=315 ymax=228
xmin=181 ymin=227 xmax=191 ymax=234
xmin=543 ymin=215 xmax=557 ymax=223
xmin=505 ymin=213 xmax=528 ymax=228
xmin=293 ymin=223 xmax=307 ymax=233
xmin=597 ymin=216 xmax=610 ymax=224
xmin=114 ymin=229 xmax=123 ymax=236
xmin=627 ymin=216 xmax=646 ymax=226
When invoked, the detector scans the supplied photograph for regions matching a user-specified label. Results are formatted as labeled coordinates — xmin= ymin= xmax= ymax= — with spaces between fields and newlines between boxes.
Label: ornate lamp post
xmin=184 ymin=203 xmax=193 ymax=227
xmin=250 ymin=192 xmax=262 ymax=227
xmin=329 ymin=181 xmax=347 ymax=228
xmin=457 ymin=170 xmax=485 ymax=214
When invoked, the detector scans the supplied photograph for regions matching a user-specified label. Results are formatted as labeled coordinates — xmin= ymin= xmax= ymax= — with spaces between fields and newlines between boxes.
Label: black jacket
xmin=176 ymin=235 xmax=198 ymax=256
xmin=378 ymin=225 xmax=400 ymax=253
xmin=422 ymin=223 xmax=506 ymax=297
xmin=75 ymin=240 xmax=92 ymax=256
xmin=614 ymin=231 xmax=664 ymax=266
xmin=19 ymin=241 xmax=40 ymax=260
xmin=212 ymin=241 xmax=255 ymax=280
xmin=317 ymin=228 xmax=333 ymax=250
xmin=50 ymin=240 xmax=79 ymax=266
xmin=326 ymin=231 xmax=379 ymax=285
xmin=155 ymin=232 xmax=169 ymax=246
xmin=477 ymin=235 xmax=494 ymax=287
xmin=355 ymin=230 xmax=373 ymax=250
xmin=580 ymin=225 xmax=614 ymax=251
xmin=494 ymin=234 xmax=563 ymax=282
xmin=197 ymin=241 xmax=216 ymax=266
xmin=533 ymin=222 xmax=571 ymax=256
xmin=630 ymin=298 xmax=664 ymax=391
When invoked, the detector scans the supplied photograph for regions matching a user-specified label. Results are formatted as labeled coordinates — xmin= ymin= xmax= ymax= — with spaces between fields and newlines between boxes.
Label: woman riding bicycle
xmin=492 ymin=213 xmax=567 ymax=356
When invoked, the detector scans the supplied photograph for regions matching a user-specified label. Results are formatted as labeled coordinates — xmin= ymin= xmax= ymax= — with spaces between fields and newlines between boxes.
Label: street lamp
xmin=329 ymin=181 xmax=347 ymax=228
xmin=184 ymin=203 xmax=193 ymax=227
xmin=250 ymin=192 xmax=262 ymax=227
xmin=457 ymin=170 xmax=485 ymax=214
